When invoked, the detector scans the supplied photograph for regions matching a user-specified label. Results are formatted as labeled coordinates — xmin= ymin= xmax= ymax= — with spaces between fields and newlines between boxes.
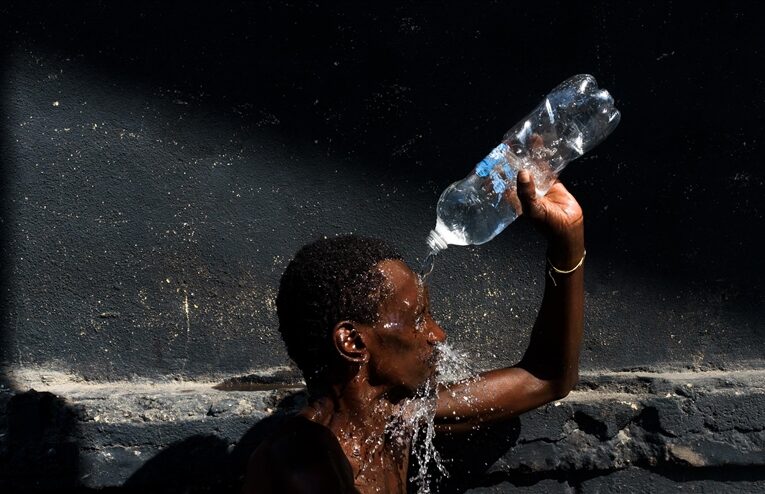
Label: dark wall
xmin=1 ymin=1 xmax=763 ymax=380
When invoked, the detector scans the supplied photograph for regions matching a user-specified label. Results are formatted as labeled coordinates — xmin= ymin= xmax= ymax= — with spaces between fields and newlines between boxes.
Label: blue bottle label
xmin=475 ymin=143 xmax=510 ymax=177
xmin=490 ymin=170 xmax=507 ymax=196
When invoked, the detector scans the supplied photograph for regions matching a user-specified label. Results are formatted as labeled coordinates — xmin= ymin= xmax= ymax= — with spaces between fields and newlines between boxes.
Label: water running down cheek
xmin=374 ymin=341 xmax=480 ymax=494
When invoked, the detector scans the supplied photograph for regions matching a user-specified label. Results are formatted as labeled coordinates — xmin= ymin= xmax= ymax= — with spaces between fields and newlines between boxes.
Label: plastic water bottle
xmin=424 ymin=74 xmax=620 ymax=262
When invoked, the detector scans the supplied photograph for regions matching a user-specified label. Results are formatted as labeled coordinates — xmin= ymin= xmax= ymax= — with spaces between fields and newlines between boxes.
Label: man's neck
xmin=301 ymin=372 xmax=411 ymax=493
xmin=304 ymin=372 xmax=394 ymax=439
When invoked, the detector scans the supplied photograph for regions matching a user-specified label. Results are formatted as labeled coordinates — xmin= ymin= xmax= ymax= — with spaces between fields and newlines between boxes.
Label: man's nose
xmin=427 ymin=323 xmax=447 ymax=344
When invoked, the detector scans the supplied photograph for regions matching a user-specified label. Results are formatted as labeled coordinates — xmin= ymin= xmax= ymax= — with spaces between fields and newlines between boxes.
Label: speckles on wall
xmin=6 ymin=2 xmax=765 ymax=383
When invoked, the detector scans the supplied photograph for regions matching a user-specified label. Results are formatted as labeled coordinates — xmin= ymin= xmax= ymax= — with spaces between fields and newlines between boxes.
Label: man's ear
xmin=333 ymin=321 xmax=369 ymax=364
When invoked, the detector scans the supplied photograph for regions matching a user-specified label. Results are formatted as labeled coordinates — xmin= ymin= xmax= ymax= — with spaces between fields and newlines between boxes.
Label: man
xmin=243 ymin=170 xmax=585 ymax=493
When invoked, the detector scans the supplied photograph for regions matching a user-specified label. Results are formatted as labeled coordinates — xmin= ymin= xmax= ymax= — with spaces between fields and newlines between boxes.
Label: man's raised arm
xmin=435 ymin=169 xmax=585 ymax=433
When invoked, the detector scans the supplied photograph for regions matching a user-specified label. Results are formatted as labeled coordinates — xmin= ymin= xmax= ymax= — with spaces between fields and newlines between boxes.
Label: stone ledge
xmin=468 ymin=466 xmax=765 ymax=493
xmin=1 ymin=368 xmax=765 ymax=492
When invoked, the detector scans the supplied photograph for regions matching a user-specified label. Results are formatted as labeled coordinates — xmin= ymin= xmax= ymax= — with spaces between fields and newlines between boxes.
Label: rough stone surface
xmin=2 ymin=369 xmax=765 ymax=492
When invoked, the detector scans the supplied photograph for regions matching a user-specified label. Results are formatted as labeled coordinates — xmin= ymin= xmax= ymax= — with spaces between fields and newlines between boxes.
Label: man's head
xmin=277 ymin=235 xmax=445 ymax=395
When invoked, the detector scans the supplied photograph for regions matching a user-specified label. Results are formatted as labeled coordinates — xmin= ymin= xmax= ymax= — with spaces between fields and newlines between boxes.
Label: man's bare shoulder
xmin=242 ymin=415 xmax=358 ymax=494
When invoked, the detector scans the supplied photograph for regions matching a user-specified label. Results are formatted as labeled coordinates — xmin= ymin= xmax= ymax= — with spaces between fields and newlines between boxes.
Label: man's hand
xmin=517 ymin=169 xmax=584 ymax=267
xmin=516 ymin=169 xmax=583 ymax=241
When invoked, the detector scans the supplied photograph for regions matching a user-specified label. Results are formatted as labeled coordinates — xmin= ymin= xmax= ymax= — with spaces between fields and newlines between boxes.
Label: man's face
xmin=362 ymin=259 xmax=446 ymax=395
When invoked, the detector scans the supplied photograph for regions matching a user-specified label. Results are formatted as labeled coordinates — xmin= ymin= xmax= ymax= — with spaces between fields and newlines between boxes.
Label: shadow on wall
xmin=121 ymin=395 xmax=299 ymax=493
xmin=0 ymin=3 xmax=14 ymax=393
xmin=1 ymin=391 xmax=81 ymax=491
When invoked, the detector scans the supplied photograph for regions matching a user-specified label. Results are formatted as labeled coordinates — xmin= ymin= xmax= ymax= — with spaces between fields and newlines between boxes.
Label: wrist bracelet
xmin=547 ymin=249 xmax=586 ymax=287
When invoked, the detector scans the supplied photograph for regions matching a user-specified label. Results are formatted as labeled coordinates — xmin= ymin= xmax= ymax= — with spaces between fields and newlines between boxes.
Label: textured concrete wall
xmin=1 ymin=1 xmax=764 ymax=492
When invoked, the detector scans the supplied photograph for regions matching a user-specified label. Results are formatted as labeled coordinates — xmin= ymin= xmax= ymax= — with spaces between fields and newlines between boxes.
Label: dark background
xmin=1 ymin=1 xmax=763 ymax=381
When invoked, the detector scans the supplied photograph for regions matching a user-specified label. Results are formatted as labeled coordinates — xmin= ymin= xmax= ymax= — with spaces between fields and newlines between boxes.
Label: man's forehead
xmin=376 ymin=259 xmax=422 ymax=302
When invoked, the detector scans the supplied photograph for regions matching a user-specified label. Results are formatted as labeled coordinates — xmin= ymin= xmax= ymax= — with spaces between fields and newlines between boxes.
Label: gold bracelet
xmin=547 ymin=249 xmax=586 ymax=287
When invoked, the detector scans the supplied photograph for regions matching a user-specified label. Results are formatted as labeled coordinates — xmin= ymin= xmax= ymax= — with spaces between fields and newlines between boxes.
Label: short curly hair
xmin=276 ymin=235 xmax=403 ymax=388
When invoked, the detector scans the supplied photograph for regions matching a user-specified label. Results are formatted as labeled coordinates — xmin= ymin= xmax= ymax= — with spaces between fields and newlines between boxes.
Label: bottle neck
xmin=427 ymin=229 xmax=449 ymax=254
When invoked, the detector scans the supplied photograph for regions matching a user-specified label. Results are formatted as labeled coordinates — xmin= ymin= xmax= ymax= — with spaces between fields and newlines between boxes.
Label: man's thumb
xmin=517 ymin=170 xmax=539 ymax=216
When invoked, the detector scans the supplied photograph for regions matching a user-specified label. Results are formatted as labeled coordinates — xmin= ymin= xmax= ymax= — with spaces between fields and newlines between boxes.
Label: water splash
xmin=386 ymin=378 xmax=446 ymax=494
xmin=435 ymin=342 xmax=483 ymax=418
xmin=435 ymin=342 xmax=479 ymax=385
xmin=380 ymin=342 xmax=481 ymax=493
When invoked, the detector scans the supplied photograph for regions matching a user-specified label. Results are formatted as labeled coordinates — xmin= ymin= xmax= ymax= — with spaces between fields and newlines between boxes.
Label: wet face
xmin=363 ymin=259 xmax=446 ymax=396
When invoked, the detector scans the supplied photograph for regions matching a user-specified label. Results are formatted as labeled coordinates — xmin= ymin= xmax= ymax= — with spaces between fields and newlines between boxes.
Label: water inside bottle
xmin=426 ymin=74 xmax=619 ymax=251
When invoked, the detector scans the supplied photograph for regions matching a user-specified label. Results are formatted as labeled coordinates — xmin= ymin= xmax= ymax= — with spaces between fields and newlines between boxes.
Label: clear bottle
xmin=426 ymin=74 xmax=620 ymax=256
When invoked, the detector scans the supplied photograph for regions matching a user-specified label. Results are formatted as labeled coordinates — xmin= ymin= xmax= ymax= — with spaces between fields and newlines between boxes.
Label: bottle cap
xmin=427 ymin=230 xmax=449 ymax=254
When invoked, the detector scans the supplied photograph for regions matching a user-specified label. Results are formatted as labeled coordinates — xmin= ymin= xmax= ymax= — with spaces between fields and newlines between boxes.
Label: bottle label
xmin=475 ymin=143 xmax=510 ymax=177
xmin=489 ymin=170 xmax=506 ymax=196
xmin=476 ymin=142 xmax=517 ymax=202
